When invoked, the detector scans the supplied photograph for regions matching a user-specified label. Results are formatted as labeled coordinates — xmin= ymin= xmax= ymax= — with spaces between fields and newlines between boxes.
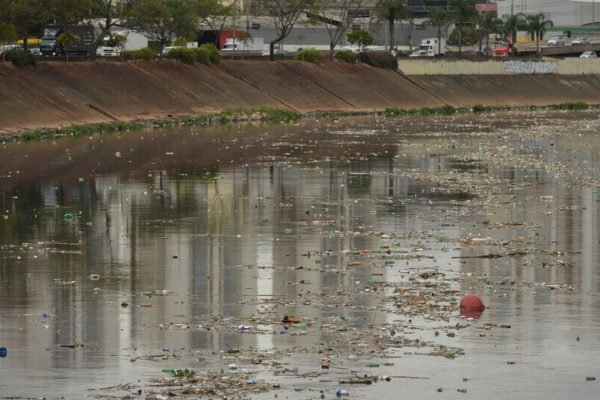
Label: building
xmin=495 ymin=0 xmax=600 ymax=27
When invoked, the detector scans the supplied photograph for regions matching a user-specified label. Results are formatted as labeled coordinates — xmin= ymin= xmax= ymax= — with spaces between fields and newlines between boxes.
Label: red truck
xmin=493 ymin=40 xmax=513 ymax=57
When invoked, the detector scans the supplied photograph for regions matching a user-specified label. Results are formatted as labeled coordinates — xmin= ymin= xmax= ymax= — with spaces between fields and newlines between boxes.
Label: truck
xmin=96 ymin=30 xmax=148 ymax=57
xmin=492 ymin=39 xmax=513 ymax=57
xmin=40 ymin=25 xmax=95 ymax=57
xmin=409 ymin=38 xmax=447 ymax=57
xmin=221 ymin=37 xmax=264 ymax=52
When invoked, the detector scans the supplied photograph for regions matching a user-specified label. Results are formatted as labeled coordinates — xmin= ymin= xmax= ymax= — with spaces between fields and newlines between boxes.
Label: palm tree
xmin=450 ymin=0 xmax=477 ymax=57
xmin=376 ymin=0 xmax=411 ymax=53
xmin=526 ymin=13 xmax=553 ymax=54
xmin=426 ymin=7 xmax=452 ymax=56
xmin=57 ymin=32 xmax=79 ymax=63
xmin=476 ymin=12 xmax=503 ymax=54
xmin=502 ymin=13 xmax=526 ymax=43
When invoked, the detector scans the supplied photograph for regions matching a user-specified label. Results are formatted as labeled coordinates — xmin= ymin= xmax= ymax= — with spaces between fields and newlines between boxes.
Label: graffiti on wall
xmin=504 ymin=61 xmax=558 ymax=74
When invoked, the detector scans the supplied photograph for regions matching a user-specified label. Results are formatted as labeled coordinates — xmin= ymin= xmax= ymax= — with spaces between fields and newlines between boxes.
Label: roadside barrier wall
xmin=398 ymin=59 xmax=600 ymax=75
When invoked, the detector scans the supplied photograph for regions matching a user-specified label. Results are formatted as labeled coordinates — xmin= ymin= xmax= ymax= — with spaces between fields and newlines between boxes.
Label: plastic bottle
xmin=336 ymin=387 xmax=349 ymax=396
xmin=0 ymin=347 xmax=7 ymax=358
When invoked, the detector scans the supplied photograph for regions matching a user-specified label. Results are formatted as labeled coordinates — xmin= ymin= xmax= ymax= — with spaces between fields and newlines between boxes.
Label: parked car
xmin=340 ymin=45 xmax=360 ymax=54
xmin=261 ymin=47 xmax=283 ymax=56
xmin=546 ymin=36 xmax=565 ymax=46
xmin=96 ymin=46 xmax=119 ymax=57
xmin=580 ymin=51 xmax=597 ymax=58
xmin=0 ymin=44 xmax=23 ymax=54
xmin=571 ymin=37 xmax=589 ymax=45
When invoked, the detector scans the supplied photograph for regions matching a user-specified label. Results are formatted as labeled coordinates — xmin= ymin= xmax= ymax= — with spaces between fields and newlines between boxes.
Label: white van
xmin=546 ymin=36 xmax=565 ymax=46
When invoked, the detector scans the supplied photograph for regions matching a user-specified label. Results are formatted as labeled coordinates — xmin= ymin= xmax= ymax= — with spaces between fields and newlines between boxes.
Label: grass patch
xmin=472 ymin=104 xmax=487 ymax=113
xmin=16 ymin=121 xmax=144 ymax=142
xmin=4 ymin=49 xmax=36 ymax=67
xmin=12 ymin=108 xmax=300 ymax=142
xmin=335 ymin=50 xmax=358 ymax=63
xmin=166 ymin=45 xmax=221 ymax=65
xmin=121 ymin=48 xmax=156 ymax=61
xmin=359 ymin=52 xmax=398 ymax=69
xmin=386 ymin=105 xmax=458 ymax=117
xmin=294 ymin=48 xmax=322 ymax=63
xmin=548 ymin=102 xmax=589 ymax=111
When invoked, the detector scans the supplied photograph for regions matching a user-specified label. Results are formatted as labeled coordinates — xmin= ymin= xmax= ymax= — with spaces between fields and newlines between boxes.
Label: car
xmin=0 ymin=44 xmax=23 ymax=54
xmin=161 ymin=46 xmax=177 ymax=55
xmin=96 ymin=46 xmax=120 ymax=57
xmin=261 ymin=48 xmax=283 ymax=56
xmin=571 ymin=37 xmax=589 ymax=45
xmin=546 ymin=36 xmax=565 ymax=46
xmin=580 ymin=51 xmax=597 ymax=58
xmin=340 ymin=45 xmax=360 ymax=54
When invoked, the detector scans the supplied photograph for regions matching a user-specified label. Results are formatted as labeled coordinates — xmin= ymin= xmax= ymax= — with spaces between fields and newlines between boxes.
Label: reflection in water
xmin=0 ymin=113 xmax=600 ymax=398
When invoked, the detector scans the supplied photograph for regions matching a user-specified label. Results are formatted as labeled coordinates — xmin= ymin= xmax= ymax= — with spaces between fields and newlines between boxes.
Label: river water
xmin=0 ymin=111 xmax=599 ymax=399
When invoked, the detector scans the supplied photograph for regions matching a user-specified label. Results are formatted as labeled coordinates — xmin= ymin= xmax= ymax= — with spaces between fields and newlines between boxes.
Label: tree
xmin=450 ymin=0 xmax=477 ymax=57
xmin=476 ymin=12 xmax=502 ymax=54
xmin=131 ymin=0 xmax=197 ymax=60
xmin=426 ymin=7 xmax=452 ymax=56
xmin=0 ymin=22 xmax=18 ymax=63
xmin=106 ymin=32 xmax=127 ymax=51
xmin=376 ymin=0 xmax=410 ymax=54
xmin=308 ymin=0 xmax=367 ymax=58
xmin=526 ymin=13 xmax=552 ymax=55
xmin=3 ymin=0 xmax=47 ymax=49
xmin=347 ymin=29 xmax=373 ymax=52
xmin=257 ymin=0 xmax=312 ymax=61
xmin=501 ymin=13 xmax=526 ymax=43
xmin=57 ymin=31 xmax=79 ymax=62
xmin=1 ymin=0 xmax=91 ymax=49
xmin=194 ymin=0 xmax=233 ymax=47
xmin=87 ymin=0 xmax=136 ymax=61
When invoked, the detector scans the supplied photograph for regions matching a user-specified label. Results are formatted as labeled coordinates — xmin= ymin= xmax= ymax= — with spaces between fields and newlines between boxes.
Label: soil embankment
xmin=1 ymin=60 xmax=600 ymax=134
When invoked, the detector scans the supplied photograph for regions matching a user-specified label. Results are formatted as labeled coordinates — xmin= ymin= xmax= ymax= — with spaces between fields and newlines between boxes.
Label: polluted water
xmin=0 ymin=110 xmax=599 ymax=399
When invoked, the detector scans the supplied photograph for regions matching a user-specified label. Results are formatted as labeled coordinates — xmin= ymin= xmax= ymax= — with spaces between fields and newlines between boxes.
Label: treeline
xmin=0 ymin=0 xmax=556 ymax=61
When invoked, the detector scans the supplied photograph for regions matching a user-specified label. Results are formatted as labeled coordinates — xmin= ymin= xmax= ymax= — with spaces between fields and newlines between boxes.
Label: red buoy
xmin=460 ymin=294 xmax=485 ymax=312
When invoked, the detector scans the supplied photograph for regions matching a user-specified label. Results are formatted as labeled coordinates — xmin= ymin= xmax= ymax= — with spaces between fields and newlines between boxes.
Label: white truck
xmin=409 ymin=38 xmax=447 ymax=57
xmin=221 ymin=37 xmax=264 ymax=52
xmin=96 ymin=30 xmax=148 ymax=57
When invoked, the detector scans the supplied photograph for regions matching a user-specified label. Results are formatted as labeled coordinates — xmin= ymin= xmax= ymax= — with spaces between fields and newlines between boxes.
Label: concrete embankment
xmin=1 ymin=60 xmax=600 ymax=134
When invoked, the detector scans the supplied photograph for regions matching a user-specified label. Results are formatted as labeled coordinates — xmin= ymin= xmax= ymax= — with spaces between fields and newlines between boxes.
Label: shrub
xmin=335 ymin=50 xmax=357 ymax=63
xmin=294 ymin=48 xmax=322 ymax=62
xmin=5 ymin=49 xmax=36 ymax=66
xmin=199 ymin=43 xmax=220 ymax=64
xmin=439 ymin=105 xmax=457 ymax=115
xmin=359 ymin=52 xmax=398 ymax=69
xmin=167 ymin=46 xmax=220 ymax=65
xmin=121 ymin=48 xmax=156 ymax=61
xmin=167 ymin=47 xmax=195 ymax=64
xmin=472 ymin=104 xmax=487 ymax=113
xmin=192 ymin=47 xmax=210 ymax=65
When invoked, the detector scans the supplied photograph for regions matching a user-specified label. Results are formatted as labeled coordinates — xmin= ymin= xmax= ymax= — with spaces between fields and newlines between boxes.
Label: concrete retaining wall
xmin=398 ymin=59 xmax=600 ymax=75
xmin=2 ymin=60 xmax=600 ymax=135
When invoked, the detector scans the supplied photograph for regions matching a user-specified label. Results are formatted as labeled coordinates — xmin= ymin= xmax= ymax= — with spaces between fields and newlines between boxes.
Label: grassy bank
xmin=4 ymin=102 xmax=596 ymax=143
xmin=9 ymin=108 xmax=302 ymax=142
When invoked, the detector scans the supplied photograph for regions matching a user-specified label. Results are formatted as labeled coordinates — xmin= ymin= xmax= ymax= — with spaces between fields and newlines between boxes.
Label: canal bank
xmin=2 ymin=59 xmax=600 ymax=134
